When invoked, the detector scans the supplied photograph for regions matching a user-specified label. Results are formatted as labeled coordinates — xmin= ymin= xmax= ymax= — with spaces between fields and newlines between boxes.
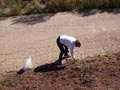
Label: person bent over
xmin=56 ymin=35 xmax=81 ymax=65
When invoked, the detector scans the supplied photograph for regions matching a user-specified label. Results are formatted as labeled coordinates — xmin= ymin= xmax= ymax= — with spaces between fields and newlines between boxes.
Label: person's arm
xmin=70 ymin=44 xmax=75 ymax=60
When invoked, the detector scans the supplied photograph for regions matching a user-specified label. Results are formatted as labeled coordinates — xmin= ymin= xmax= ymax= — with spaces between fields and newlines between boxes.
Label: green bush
xmin=0 ymin=0 xmax=4 ymax=8
xmin=46 ymin=0 xmax=120 ymax=12
xmin=0 ymin=0 xmax=120 ymax=17
xmin=0 ymin=9 xmax=3 ymax=16
xmin=23 ymin=0 xmax=45 ymax=15
xmin=109 ymin=0 xmax=120 ymax=8
xmin=11 ymin=0 xmax=22 ymax=15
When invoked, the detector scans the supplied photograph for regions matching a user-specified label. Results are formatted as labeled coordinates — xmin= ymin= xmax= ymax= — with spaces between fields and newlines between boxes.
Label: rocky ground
xmin=0 ymin=52 xmax=120 ymax=90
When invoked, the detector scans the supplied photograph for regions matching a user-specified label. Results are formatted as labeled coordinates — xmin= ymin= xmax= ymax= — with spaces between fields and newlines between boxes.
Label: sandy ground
xmin=0 ymin=9 xmax=120 ymax=78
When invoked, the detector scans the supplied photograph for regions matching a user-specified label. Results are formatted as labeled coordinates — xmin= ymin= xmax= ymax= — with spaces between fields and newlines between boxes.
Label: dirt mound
xmin=0 ymin=52 xmax=120 ymax=90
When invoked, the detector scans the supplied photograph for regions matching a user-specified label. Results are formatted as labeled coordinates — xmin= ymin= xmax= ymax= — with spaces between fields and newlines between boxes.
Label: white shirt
xmin=60 ymin=35 xmax=76 ymax=60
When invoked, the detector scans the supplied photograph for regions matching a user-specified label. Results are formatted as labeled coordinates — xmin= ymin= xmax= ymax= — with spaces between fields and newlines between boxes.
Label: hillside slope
xmin=0 ymin=52 xmax=120 ymax=90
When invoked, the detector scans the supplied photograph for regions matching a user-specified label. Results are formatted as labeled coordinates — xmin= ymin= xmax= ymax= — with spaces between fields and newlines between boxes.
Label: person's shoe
xmin=54 ymin=60 xmax=62 ymax=65
xmin=63 ymin=55 xmax=71 ymax=59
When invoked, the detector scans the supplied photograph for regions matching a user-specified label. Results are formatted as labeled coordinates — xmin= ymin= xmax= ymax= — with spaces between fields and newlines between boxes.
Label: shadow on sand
xmin=34 ymin=61 xmax=65 ymax=73
xmin=78 ymin=8 xmax=120 ymax=17
xmin=34 ymin=56 xmax=71 ymax=73
xmin=12 ymin=13 xmax=56 ymax=25
xmin=17 ymin=61 xmax=65 ymax=75
xmin=17 ymin=57 xmax=69 ymax=75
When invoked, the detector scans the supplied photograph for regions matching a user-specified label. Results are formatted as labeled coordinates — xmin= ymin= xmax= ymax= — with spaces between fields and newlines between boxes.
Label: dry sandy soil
xmin=0 ymin=9 xmax=120 ymax=78
xmin=0 ymin=52 xmax=120 ymax=90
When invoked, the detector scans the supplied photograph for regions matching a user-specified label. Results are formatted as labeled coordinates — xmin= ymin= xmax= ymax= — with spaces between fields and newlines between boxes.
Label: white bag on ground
xmin=22 ymin=56 xmax=32 ymax=71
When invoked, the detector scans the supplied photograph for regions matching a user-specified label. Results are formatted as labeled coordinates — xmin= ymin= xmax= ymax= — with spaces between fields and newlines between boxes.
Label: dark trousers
xmin=57 ymin=36 xmax=68 ymax=61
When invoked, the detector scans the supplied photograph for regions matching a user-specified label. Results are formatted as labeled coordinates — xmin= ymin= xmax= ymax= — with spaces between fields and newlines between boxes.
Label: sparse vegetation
xmin=0 ymin=73 xmax=15 ymax=86
xmin=0 ymin=0 xmax=120 ymax=17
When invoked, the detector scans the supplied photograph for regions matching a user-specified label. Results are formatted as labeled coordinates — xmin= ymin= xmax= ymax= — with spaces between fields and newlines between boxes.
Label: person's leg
xmin=58 ymin=44 xmax=64 ymax=61
xmin=56 ymin=37 xmax=65 ymax=64
xmin=64 ymin=45 xmax=69 ymax=56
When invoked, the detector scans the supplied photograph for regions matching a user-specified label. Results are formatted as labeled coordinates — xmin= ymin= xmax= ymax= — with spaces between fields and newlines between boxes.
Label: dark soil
xmin=0 ymin=52 xmax=120 ymax=90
